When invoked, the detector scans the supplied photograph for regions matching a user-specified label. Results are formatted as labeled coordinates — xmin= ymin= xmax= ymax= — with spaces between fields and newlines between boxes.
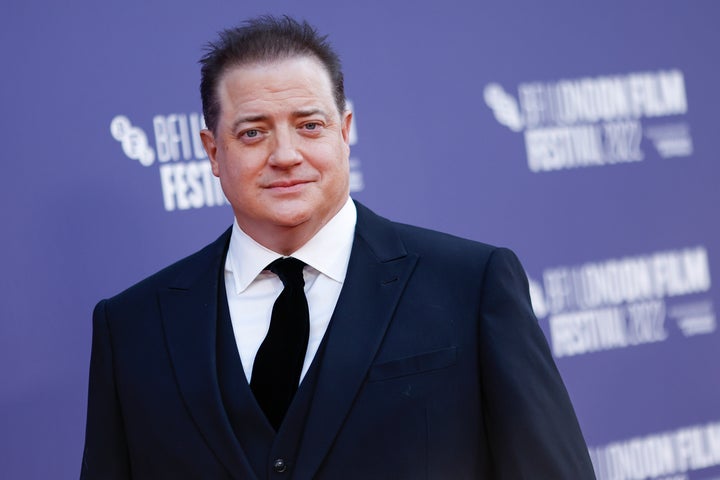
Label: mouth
xmin=265 ymin=179 xmax=313 ymax=192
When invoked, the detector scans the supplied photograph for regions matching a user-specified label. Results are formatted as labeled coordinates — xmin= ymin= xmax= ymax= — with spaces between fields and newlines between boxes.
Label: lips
xmin=264 ymin=179 xmax=313 ymax=193
xmin=266 ymin=179 xmax=311 ymax=188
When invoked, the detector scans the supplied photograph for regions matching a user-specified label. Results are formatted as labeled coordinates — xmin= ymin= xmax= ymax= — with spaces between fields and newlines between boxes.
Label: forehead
xmin=216 ymin=56 xmax=336 ymax=114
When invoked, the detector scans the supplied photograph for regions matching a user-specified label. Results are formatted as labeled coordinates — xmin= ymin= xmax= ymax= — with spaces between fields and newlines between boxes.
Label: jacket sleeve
xmin=477 ymin=248 xmax=597 ymax=479
xmin=80 ymin=300 xmax=132 ymax=479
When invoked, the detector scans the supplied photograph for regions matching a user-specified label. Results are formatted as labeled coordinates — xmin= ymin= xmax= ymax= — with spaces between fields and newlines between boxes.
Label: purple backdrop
xmin=2 ymin=1 xmax=719 ymax=478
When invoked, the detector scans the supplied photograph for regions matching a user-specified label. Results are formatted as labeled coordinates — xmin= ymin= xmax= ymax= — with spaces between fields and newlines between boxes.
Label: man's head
xmin=199 ymin=16 xmax=353 ymax=255
xmin=200 ymin=15 xmax=346 ymax=134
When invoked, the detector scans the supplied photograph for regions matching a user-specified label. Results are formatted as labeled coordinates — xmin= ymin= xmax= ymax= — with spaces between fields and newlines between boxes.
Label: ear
xmin=341 ymin=110 xmax=353 ymax=147
xmin=200 ymin=129 xmax=220 ymax=177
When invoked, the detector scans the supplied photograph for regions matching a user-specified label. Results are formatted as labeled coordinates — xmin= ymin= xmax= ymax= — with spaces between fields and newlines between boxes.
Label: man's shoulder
xmin=104 ymin=227 xmax=232 ymax=306
xmin=392 ymin=220 xmax=496 ymax=253
xmin=356 ymin=202 xmax=497 ymax=254
xmin=354 ymin=202 xmax=503 ymax=272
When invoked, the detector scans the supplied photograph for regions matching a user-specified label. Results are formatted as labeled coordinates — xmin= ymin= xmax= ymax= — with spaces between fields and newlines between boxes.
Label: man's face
xmin=201 ymin=56 xmax=352 ymax=253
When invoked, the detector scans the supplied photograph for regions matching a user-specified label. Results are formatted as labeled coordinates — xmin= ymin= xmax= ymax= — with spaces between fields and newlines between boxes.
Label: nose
xmin=268 ymin=129 xmax=302 ymax=168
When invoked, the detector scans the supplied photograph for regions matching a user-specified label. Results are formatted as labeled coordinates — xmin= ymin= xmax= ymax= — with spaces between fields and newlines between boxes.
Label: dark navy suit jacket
xmin=81 ymin=202 xmax=596 ymax=479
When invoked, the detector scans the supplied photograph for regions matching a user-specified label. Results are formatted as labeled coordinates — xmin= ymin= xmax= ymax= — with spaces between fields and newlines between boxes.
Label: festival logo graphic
xmin=589 ymin=421 xmax=720 ymax=480
xmin=484 ymin=70 xmax=693 ymax=173
xmin=528 ymin=246 xmax=716 ymax=358
xmin=110 ymin=102 xmax=364 ymax=212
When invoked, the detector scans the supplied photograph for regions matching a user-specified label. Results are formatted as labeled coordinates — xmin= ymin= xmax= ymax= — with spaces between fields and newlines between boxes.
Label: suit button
xmin=273 ymin=458 xmax=287 ymax=473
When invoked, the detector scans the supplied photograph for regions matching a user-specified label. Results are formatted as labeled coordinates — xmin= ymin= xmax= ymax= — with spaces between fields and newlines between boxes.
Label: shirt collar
xmin=226 ymin=197 xmax=357 ymax=294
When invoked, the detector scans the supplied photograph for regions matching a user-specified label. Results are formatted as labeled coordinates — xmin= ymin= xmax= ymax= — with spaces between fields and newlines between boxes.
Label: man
xmin=82 ymin=16 xmax=596 ymax=479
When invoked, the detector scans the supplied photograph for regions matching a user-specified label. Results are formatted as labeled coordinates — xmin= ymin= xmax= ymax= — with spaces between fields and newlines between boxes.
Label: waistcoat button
xmin=273 ymin=458 xmax=287 ymax=473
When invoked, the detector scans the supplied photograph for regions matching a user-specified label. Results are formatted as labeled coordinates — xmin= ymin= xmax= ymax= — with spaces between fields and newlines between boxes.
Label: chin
xmin=270 ymin=209 xmax=314 ymax=228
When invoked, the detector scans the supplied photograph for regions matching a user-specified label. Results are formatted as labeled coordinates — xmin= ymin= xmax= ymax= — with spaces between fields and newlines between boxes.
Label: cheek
xmin=312 ymin=139 xmax=350 ymax=170
xmin=222 ymin=149 xmax=264 ymax=177
xmin=217 ymin=161 xmax=254 ymax=193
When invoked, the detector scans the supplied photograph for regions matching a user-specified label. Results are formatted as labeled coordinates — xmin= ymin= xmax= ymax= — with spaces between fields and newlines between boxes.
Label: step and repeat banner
xmin=2 ymin=1 xmax=719 ymax=478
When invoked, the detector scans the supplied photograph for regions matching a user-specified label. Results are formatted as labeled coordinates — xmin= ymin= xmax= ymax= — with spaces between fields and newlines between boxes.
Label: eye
xmin=238 ymin=128 xmax=264 ymax=143
xmin=301 ymin=122 xmax=325 ymax=133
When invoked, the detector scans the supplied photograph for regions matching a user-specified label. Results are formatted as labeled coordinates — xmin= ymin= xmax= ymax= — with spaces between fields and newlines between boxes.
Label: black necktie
xmin=250 ymin=257 xmax=310 ymax=430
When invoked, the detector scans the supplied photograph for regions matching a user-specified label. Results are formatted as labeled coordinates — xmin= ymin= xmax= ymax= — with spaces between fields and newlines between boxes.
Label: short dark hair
xmin=200 ymin=15 xmax=346 ymax=133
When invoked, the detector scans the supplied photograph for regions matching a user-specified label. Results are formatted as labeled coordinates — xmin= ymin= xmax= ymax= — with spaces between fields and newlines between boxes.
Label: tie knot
xmin=267 ymin=257 xmax=306 ymax=288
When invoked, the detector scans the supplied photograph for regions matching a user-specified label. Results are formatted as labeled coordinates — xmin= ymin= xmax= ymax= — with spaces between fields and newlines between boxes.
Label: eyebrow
xmin=292 ymin=108 xmax=328 ymax=120
xmin=231 ymin=109 xmax=329 ymax=132
xmin=231 ymin=114 xmax=268 ymax=132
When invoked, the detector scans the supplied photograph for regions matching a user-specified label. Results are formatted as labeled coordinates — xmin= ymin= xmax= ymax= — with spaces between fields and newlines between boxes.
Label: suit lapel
xmin=294 ymin=203 xmax=419 ymax=479
xmin=158 ymin=229 xmax=258 ymax=480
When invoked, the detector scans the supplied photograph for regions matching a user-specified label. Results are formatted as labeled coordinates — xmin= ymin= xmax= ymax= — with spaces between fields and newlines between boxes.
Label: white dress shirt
xmin=223 ymin=197 xmax=357 ymax=383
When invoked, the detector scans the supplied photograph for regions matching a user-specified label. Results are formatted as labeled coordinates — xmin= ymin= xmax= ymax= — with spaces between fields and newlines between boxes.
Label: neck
xmin=252 ymin=225 xmax=317 ymax=256
xmin=235 ymin=201 xmax=347 ymax=256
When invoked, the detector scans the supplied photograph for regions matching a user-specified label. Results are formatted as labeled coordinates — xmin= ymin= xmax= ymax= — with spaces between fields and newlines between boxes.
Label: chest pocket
xmin=367 ymin=346 xmax=457 ymax=382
